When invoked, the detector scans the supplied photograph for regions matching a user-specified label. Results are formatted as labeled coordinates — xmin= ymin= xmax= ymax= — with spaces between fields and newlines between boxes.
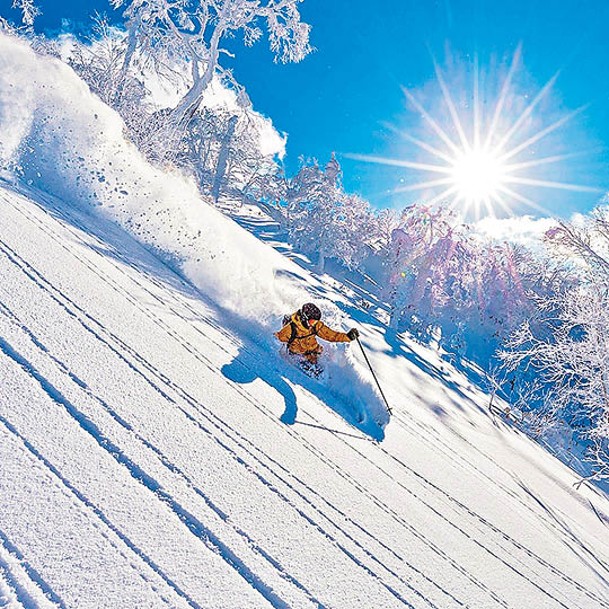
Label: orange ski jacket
xmin=275 ymin=311 xmax=351 ymax=357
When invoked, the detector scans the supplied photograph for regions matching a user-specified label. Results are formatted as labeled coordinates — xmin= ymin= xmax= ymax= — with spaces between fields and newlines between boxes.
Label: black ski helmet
xmin=301 ymin=302 xmax=321 ymax=323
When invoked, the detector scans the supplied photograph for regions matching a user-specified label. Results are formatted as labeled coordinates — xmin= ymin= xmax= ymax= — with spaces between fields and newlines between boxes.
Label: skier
xmin=275 ymin=302 xmax=359 ymax=376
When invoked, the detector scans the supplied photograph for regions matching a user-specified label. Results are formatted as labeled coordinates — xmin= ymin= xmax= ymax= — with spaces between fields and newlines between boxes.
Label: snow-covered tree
xmin=284 ymin=156 xmax=339 ymax=272
xmin=63 ymin=17 xmax=285 ymax=203
xmin=375 ymin=208 xmax=401 ymax=249
xmin=501 ymin=285 xmax=609 ymax=480
xmin=331 ymin=192 xmax=376 ymax=270
xmin=383 ymin=205 xmax=464 ymax=332
xmin=284 ymin=155 xmax=374 ymax=273
xmin=111 ymin=0 xmax=312 ymax=129
xmin=211 ymin=114 xmax=238 ymax=202
xmin=67 ymin=18 xmax=151 ymax=141
xmin=0 ymin=0 xmax=39 ymax=34
xmin=381 ymin=203 xmax=544 ymax=363
xmin=500 ymin=208 xmax=609 ymax=481
xmin=545 ymin=210 xmax=609 ymax=277
xmin=172 ymin=104 xmax=282 ymax=206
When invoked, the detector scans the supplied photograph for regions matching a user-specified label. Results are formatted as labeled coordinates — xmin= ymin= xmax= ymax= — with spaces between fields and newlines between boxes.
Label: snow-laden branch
xmin=111 ymin=0 xmax=312 ymax=129
xmin=11 ymin=0 xmax=40 ymax=28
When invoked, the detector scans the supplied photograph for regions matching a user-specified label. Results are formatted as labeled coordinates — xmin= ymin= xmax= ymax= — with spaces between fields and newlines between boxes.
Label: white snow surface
xmin=2 ymin=179 xmax=609 ymax=609
xmin=1 ymin=31 xmax=609 ymax=609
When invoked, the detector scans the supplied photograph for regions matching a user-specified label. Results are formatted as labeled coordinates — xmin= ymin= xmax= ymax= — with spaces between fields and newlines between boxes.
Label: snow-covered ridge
xmin=0 ymin=33 xmax=293 ymax=321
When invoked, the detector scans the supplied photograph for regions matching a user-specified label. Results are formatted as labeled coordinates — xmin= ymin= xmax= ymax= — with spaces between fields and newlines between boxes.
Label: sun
xmin=347 ymin=47 xmax=599 ymax=219
xmin=450 ymin=148 xmax=507 ymax=206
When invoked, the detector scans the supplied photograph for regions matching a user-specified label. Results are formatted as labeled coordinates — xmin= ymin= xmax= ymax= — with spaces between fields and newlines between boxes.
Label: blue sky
xmin=6 ymin=0 xmax=609 ymax=218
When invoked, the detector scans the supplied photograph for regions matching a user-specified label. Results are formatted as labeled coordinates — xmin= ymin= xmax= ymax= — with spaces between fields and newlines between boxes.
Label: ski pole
xmin=356 ymin=336 xmax=392 ymax=415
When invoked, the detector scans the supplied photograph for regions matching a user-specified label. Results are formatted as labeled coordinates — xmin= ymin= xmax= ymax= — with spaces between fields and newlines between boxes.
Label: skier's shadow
xmin=221 ymin=347 xmax=299 ymax=425
xmin=221 ymin=336 xmax=385 ymax=441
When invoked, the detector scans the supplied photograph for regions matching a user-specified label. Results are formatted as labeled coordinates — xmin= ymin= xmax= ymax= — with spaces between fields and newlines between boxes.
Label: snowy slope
xmin=2 ymin=181 xmax=609 ymax=609
xmin=0 ymin=31 xmax=389 ymax=434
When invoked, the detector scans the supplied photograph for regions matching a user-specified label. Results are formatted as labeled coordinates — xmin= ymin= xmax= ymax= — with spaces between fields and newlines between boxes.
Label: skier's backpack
xmin=280 ymin=313 xmax=299 ymax=349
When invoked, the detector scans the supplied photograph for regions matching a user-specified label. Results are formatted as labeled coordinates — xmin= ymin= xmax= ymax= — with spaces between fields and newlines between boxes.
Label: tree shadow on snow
xmin=382 ymin=327 xmax=490 ymax=415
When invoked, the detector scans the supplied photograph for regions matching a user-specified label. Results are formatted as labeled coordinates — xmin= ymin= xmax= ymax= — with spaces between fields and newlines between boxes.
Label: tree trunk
xmin=169 ymin=28 xmax=223 ymax=129
xmin=212 ymin=115 xmax=238 ymax=204
xmin=114 ymin=17 xmax=139 ymax=105
xmin=316 ymin=247 xmax=327 ymax=274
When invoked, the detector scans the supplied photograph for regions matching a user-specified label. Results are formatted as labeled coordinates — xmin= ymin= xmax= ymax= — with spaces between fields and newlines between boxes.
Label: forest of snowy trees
xmin=2 ymin=0 xmax=609 ymax=483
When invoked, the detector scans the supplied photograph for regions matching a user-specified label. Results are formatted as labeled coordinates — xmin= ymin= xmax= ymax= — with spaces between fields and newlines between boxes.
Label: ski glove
xmin=347 ymin=328 xmax=359 ymax=341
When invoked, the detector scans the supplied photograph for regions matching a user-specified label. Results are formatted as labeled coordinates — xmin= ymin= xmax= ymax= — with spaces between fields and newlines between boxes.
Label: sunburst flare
xmin=348 ymin=47 xmax=600 ymax=218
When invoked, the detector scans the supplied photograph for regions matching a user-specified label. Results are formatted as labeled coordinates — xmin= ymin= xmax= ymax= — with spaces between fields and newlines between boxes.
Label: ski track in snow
xmin=0 ymin=190 xmax=434 ymax=607
xmin=2 ymin=185 xmax=609 ymax=608
xmin=0 ymin=416 xmax=195 ymax=609
xmin=389 ymin=411 xmax=609 ymax=584
xmin=0 ymin=525 xmax=62 ymax=609
xmin=0 ymin=194 xmax=510 ymax=607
